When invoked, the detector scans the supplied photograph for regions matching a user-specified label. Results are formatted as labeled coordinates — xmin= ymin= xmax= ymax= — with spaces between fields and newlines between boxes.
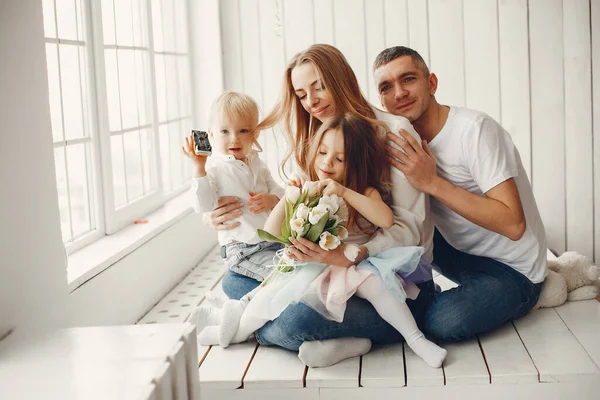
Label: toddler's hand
xmin=317 ymin=179 xmax=347 ymax=197
xmin=181 ymin=135 xmax=208 ymax=167
xmin=288 ymin=175 xmax=304 ymax=188
xmin=248 ymin=192 xmax=279 ymax=214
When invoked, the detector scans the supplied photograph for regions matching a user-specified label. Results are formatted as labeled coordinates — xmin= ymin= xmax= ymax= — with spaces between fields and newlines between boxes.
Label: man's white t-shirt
xmin=428 ymin=106 xmax=547 ymax=283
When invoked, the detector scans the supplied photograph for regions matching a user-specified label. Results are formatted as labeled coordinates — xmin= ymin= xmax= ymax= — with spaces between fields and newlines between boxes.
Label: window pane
xmin=54 ymin=147 xmax=72 ymax=243
xmin=174 ymin=0 xmax=188 ymax=53
xmin=117 ymin=49 xmax=139 ymax=130
xmin=59 ymin=44 xmax=85 ymax=140
xmin=123 ymin=130 xmax=144 ymax=200
xmin=45 ymin=43 xmax=64 ymax=142
xmin=136 ymin=50 xmax=150 ymax=125
xmin=159 ymin=124 xmax=171 ymax=191
xmin=154 ymin=54 xmax=167 ymax=122
xmin=140 ymin=129 xmax=155 ymax=193
xmin=169 ymin=121 xmax=183 ymax=189
xmin=166 ymin=55 xmax=179 ymax=120
xmin=101 ymin=0 xmax=116 ymax=45
xmin=110 ymin=135 xmax=127 ymax=207
xmin=104 ymin=49 xmax=122 ymax=132
xmin=114 ymin=0 xmax=134 ymax=46
xmin=42 ymin=0 xmax=57 ymax=38
xmin=180 ymin=118 xmax=192 ymax=182
xmin=55 ymin=0 xmax=79 ymax=40
xmin=132 ymin=0 xmax=146 ymax=47
xmin=178 ymin=56 xmax=191 ymax=116
xmin=66 ymin=143 xmax=92 ymax=237
xmin=161 ymin=0 xmax=175 ymax=52
xmin=151 ymin=0 xmax=164 ymax=52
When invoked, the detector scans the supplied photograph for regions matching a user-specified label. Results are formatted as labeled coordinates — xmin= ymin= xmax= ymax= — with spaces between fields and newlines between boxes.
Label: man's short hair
xmin=373 ymin=46 xmax=430 ymax=75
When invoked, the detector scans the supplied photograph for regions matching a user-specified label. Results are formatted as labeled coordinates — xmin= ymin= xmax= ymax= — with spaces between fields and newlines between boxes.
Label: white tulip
xmin=319 ymin=195 xmax=339 ymax=214
xmin=336 ymin=201 xmax=348 ymax=221
xmin=285 ymin=185 xmax=301 ymax=203
xmin=290 ymin=218 xmax=306 ymax=236
xmin=302 ymin=181 xmax=319 ymax=198
xmin=308 ymin=204 xmax=329 ymax=225
xmin=295 ymin=203 xmax=309 ymax=220
xmin=319 ymin=231 xmax=341 ymax=250
xmin=336 ymin=225 xmax=348 ymax=240
xmin=344 ymin=244 xmax=360 ymax=262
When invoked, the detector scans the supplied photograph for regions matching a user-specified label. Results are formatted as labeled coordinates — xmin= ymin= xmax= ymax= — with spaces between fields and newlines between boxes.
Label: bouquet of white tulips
xmin=257 ymin=181 xmax=360 ymax=276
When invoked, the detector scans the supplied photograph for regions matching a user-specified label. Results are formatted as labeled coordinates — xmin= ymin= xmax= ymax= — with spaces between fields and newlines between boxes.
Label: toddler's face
xmin=209 ymin=116 xmax=257 ymax=160
xmin=314 ymin=128 xmax=345 ymax=183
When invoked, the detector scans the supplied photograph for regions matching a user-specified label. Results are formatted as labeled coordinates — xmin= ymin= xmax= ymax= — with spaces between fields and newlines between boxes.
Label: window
xmin=42 ymin=0 xmax=193 ymax=252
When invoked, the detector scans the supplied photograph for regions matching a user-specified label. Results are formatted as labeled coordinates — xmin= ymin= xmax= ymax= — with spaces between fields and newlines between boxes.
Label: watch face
xmin=192 ymin=130 xmax=212 ymax=156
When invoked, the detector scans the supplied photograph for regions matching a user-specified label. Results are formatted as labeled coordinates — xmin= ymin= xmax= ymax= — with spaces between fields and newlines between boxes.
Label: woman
xmin=204 ymin=44 xmax=434 ymax=367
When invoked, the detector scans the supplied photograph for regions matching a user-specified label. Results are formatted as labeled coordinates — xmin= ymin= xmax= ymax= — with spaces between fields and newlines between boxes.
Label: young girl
xmin=198 ymin=113 xmax=447 ymax=368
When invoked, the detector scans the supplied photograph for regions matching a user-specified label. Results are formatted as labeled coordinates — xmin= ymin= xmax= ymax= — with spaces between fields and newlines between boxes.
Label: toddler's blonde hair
xmin=208 ymin=91 xmax=262 ymax=151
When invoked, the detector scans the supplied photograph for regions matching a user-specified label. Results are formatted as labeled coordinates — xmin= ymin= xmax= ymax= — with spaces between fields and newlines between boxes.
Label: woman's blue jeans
xmin=221 ymin=230 xmax=543 ymax=350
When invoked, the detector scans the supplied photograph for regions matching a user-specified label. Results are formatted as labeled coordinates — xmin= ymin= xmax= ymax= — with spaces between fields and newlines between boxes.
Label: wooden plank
xmin=239 ymin=0 xmax=264 ymax=106
xmin=364 ymin=0 xmax=385 ymax=104
xmin=554 ymin=300 xmax=600 ymax=368
xmin=360 ymin=343 xmax=405 ymax=388
xmin=478 ymin=322 xmax=538 ymax=384
xmin=305 ymin=356 xmax=359 ymax=388
xmin=498 ymin=0 xmax=531 ymax=178
xmin=407 ymin=0 xmax=430 ymax=66
xmin=384 ymin=0 xmax=409 ymax=47
xmin=564 ymin=0 xmax=594 ymax=258
xmin=443 ymin=338 xmax=490 ymax=385
xmin=283 ymin=0 xmax=314 ymax=60
xmin=513 ymin=307 xmax=600 ymax=382
xmin=403 ymin=343 xmax=444 ymax=387
xmin=593 ymin=0 xmax=600 ymax=264
xmin=220 ymin=0 xmax=243 ymax=91
xmin=428 ymin=0 xmax=465 ymax=106
xmin=243 ymin=345 xmax=305 ymax=389
xmin=333 ymin=0 xmax=369 ymax=96
xmin=463 ymin=0 xmax=500 ymax=121
xmin=313 ymin=0 xmax=335 ymax=45
xmin=529 ymin=0 xmax=566 ymax=253
xmin=198 ymin=341 xmax=257 ymax=390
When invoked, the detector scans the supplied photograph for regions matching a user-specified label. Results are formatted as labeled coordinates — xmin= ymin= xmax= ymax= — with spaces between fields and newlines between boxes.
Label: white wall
xmin=0 ymin=0 xmax=71 ymax=338
xmin=218 ymin=0 xmax=600 ymax=262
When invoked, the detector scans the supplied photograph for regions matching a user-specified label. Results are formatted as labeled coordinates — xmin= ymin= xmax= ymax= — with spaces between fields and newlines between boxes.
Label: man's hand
xmin=203 ymin=196 xmax=244 ymax=230
xmin=247 ymin=192 xmax=279 ymax=214
xmin=387 ymin=129 xmax=440 ymax=195
xmin=288 ymin=237 xmax=363 ymax=268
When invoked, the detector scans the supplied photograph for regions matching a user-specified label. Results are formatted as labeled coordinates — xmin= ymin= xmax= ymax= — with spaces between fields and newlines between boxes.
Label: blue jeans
xmin=422 ymin=230 xmax=543 ymax=341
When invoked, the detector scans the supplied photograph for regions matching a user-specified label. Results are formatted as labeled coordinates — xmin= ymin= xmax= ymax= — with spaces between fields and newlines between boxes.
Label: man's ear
xmin=429 ymin=73 xmax=438 ymax=95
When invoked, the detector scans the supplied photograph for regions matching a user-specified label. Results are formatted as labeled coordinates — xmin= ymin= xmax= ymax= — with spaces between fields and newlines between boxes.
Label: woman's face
xmin=291 ymin=63 xmax=336 ymax=122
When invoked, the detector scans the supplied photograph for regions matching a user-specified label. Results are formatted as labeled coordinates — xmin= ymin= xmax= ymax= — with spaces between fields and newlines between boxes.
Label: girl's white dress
xmin=243 ymin=229 xmax=431 ymax=323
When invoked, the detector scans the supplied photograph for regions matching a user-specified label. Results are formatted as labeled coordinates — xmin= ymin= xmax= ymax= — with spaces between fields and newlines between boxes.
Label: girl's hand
xmin=182 ymin=135 xmax=208 ymax=168
xmin=317 ymin=179 xmax=347 ymax=198
xmin=248 ymin=192 xmax=279 ymax=214
xmin=288 ymin=237 xmax=355 ymax=267
xmin=204 ymin=196 xmax=244 ymax=230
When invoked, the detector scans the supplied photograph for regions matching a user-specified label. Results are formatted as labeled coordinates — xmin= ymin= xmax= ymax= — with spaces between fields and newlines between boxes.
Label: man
xmin=373 ymin=46 xmax=546 ymax=340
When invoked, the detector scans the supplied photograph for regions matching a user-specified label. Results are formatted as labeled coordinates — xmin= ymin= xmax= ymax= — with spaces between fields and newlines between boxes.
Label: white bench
xmin=139 ymin=246 xmax=600 ymax=400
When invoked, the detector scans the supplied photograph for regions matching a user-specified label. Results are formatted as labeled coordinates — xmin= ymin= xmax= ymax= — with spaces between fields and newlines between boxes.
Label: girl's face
xmin=291 ymin=63 xmax=337 ymax=122
xmin=314 ymin=128 xmax=345 ymax=182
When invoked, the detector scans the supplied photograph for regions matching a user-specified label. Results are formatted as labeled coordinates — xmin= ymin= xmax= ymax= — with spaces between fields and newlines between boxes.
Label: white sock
xmin=187 ymin=306 xmax=221 ymax=335
xmin=298 ymin=338 xmax=372 ymax=368
xmin=356 ymin=275 xmax=447 ymax=368
xmin=198 ymin=326 xmax=220 ymax=346
xmin=218 ymin=300 xmax=246 ymax=348
xmin=205 ymin=290 xmax=228 ymax=308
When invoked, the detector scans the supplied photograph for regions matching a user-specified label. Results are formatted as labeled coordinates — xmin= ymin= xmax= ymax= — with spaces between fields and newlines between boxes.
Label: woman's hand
xmin=204 ymin=196 xmax=244 ymax=231
xmin=317 ymin=179 xmax=347 ymax=198
xmin=288 ymin=237 xmax=357 ymax=268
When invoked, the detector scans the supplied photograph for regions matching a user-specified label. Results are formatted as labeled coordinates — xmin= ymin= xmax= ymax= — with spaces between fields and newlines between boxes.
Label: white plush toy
xmin=534 ymin=251 xmax=600 ymax=310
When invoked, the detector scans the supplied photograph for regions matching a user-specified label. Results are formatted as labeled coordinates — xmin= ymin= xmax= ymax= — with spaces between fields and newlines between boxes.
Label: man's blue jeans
xmin=221 ymin=230 xmax=543 ymax=350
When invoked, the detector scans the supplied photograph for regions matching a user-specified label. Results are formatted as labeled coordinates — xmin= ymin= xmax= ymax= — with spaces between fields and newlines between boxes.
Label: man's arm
xmin=389 ymin=130 xmax=526 ymax=241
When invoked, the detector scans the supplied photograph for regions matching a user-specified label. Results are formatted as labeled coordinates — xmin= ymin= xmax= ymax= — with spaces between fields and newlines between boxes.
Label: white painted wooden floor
xmin=139 ymin=245 xmax=600 ymax=399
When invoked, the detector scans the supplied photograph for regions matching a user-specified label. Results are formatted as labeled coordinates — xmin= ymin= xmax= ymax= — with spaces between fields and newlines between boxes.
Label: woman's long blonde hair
xmin=256 ymin=44 xmax=386 ymax=176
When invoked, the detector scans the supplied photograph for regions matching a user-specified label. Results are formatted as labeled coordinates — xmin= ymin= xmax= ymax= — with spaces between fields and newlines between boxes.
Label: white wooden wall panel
xmin=428 ymin=0 xmax=465 ymax=107
xmin=463 ymin=0 xmax=500 ymax=121
xmin=313 ymin=0 xmax=335 ymax=45
xmin=333 ymin=0 xmax=369 ymax=97
xmin=498 ymin=0 xmax=531 ymax=178
xmin=593 ymin=0 xmax=600 ymax=262
xmin=563 ymin=0 xmax=594 ymax=257
xmin=529 ymin=0 xmax=566 ymax=254
xmin=215 ymin=0 xmax=600 ymax=261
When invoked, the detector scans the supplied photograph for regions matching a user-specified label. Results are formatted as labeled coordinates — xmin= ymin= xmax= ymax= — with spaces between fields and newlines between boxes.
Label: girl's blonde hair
xmin=256 ymin=44 xmax=386 ymax=175
xmin=306 ymin=113 xmax=391 ymax=234
xmin=209 ymin=91 xmax=263 ymax=151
